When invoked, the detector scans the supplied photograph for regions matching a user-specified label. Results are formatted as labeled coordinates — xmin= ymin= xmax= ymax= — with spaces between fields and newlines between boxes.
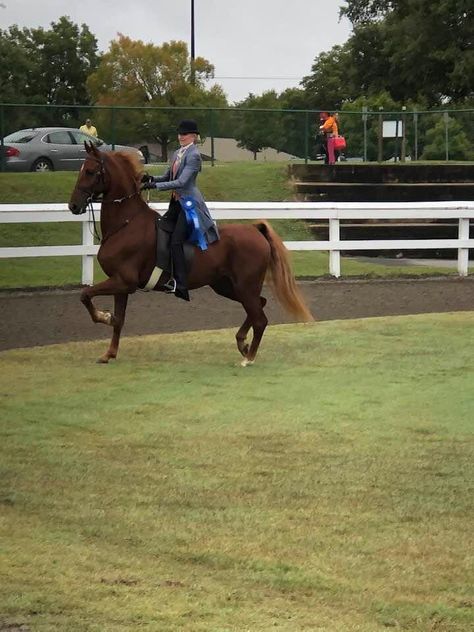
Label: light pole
xmin=190 ymin=0 xmax=195 ymax=85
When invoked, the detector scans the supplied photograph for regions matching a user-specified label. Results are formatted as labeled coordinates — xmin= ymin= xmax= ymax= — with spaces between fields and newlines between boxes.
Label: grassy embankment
xmin=0 ymin=162 xmax=457 ymax=288
xmin=0 ymin=313 xmax=473 ymax=631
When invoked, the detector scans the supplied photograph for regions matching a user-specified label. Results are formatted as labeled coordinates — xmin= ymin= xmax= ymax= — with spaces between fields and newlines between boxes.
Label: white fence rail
xmin=1 ymin=201 xmax=473 ymax=284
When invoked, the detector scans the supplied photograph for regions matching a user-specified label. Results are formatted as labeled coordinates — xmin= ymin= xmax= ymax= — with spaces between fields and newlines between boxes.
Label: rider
xmin=141 ymin=119 xmax=219 ymax=301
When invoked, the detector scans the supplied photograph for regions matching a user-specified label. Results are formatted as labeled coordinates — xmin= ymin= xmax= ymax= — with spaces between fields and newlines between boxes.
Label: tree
xmin=233 ymin=92 xmax=283 ymax=159
xmin=278 ymin=88 xmax=310 ymax=158
xmin=340 ymin=0 xmax=474 ymax=105
xmin=301 ymin=45 xmax=353 ymax=110
xmin=340 ymin=0 xmax=393 ymax=24
xmin=86 ymin=36 xmax=227 ymax=160
xmin=421 ymin=116 xmax=473 ymax=161
xmin=0 ymin=17 xmax=99 ymax=131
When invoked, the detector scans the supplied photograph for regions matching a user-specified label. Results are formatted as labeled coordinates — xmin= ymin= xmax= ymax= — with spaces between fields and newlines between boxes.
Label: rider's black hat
xmin=177 ymin=119 xmax=199 ymax=135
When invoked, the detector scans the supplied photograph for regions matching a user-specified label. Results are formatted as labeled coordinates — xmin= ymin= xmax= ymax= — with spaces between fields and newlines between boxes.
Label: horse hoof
xmin=240 ymin=358 xmax=254 ymax=367
xmin=96 ymin=310 xmax=114 ymax=326
xmin=96 ymin=356 xmax=109 ymax=364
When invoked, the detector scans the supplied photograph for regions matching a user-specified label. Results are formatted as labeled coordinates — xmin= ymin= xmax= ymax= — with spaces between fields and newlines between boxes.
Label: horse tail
xmin=255 ymin=220 xmax=314 ymax=322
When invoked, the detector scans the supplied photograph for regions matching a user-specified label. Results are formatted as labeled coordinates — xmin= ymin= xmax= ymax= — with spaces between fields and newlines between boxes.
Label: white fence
xmin=0 ymin=201 xmax=473 ymax=284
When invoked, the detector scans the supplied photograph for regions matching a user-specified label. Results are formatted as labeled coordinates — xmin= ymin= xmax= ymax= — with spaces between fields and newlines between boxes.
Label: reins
xmin=81 ymin=155 xmax=141 ymax=244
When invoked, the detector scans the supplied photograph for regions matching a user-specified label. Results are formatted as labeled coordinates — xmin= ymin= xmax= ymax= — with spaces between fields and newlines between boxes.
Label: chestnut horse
xmin=68 ymin=143 xmax=312 ymax=365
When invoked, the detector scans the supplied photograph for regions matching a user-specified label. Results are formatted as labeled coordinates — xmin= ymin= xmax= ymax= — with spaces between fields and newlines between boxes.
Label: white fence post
xmin=457 ymin=218 xmax=470 ymax=277
xmin=329 ymin=218 xmax=341 ymax=278
xmin=82 ymin=216 xmax=94 ymax=285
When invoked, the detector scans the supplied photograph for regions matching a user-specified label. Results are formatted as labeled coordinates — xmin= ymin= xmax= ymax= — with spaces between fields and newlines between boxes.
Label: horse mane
xmin=109 ymin=151 xmax=144 ymax=184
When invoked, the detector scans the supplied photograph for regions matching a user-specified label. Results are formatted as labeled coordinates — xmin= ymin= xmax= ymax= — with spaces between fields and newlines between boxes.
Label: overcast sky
xmin=1 ymin=0 xmax=352 ymax=103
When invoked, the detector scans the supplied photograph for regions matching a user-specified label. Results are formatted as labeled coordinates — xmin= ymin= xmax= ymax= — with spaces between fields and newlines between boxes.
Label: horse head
xmin=68 ymin=142 xmax=109 ymax=214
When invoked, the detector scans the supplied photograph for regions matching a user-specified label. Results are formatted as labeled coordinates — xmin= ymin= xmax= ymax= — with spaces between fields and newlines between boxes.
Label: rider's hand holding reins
xmin=141 ymin=174 xmax=156 ymax=190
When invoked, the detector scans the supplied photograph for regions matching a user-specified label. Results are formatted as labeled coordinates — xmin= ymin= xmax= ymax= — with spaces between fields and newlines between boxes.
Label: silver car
xmin=1 ymin=127 xmax=145 ymax=172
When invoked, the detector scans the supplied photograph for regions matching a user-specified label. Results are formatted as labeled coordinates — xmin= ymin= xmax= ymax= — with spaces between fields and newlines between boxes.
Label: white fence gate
xmin=0 ymin=201 xmax=472 ymax=285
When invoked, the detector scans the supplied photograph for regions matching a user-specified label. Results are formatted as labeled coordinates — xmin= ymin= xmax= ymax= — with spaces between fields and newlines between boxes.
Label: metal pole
xmin=0 ymin=104 xmax=5 ymax=173
xmin=414 ymin=110 xmax=418 ymax=161
xmin=209 ymin=109 xmax=215 ymax=166
xmin=362 ymin=106 xmax=368 ymax=162
xmin=394 ymin=119 xmax=399 ymax=162
xmin=304 ymin=111 xmax=309 ymax=164
xmin=377 ymin=107 xmax=383 ymax=163
xmin=191 ymin=0 xmax=195 ymax=85
xmin=401 ymin=106 xmax=406 ymax=162
xmin=110 ymin=107 xmax=116 ymax=150
xmin=444 ymin=111 xmax=449 ymax=162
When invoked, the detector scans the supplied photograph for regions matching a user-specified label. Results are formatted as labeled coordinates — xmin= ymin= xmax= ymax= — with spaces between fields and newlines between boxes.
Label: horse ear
xmin=84 ymin=141 xmax=92 ymax=153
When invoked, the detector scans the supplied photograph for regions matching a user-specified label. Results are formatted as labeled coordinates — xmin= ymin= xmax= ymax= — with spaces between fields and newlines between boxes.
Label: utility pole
xmin=190 ymin=0 xmax=195 ymax=85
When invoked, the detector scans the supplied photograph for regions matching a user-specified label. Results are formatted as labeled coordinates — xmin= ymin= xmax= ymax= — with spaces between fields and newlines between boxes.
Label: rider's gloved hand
xmin=141 ymin=173 xmax=154 ymax=184
xmin=141 ymin=181 xmax=156 ymax=190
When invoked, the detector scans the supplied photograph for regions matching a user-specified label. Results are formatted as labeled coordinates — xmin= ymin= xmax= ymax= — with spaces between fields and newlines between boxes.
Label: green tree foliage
xmin=340 ymin=0 xmax=393 ymax=24
xmin=233 ymin=91 xmax=283 ymax=159
xmin=421 ymin=115 xmax=474 ymax=161
xmin=0 ymin=17 xmax=99 ymax=130
xmin=339 ymin=0 xmax=474 ymax=105
xmin=0 ymin=30 xmax=33 ymax=104
xmin=86 ymin=35 xmax=227 ymax=160
xmin=278 ymin=88 xmax=310 ymax=159
xmin=302 ymin=45 xmax=352 ymax=110
xmin=0 ymin=16 xmax=99 ymax=105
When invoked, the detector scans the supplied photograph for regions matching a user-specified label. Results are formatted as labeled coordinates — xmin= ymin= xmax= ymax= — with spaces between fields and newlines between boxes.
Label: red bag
xmin=333 ymin=135 xmax=346 ymax=151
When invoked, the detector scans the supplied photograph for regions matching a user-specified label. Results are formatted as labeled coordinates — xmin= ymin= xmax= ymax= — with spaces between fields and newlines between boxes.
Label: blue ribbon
xmin=179 ymin=196 xmax=208 ymax=251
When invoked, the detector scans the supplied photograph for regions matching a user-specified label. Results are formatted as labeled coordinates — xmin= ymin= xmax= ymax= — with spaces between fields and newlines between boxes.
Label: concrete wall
xmin=199 ymin=137 xmax=298 ymax=162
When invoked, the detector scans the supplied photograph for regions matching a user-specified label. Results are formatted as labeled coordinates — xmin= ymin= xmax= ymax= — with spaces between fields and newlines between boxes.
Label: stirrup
xmin=162 ymin=277 xmax=177 ymax=293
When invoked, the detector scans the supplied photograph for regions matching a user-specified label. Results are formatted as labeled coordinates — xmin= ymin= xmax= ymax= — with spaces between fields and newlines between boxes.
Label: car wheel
xmin=31 ymin=158 xmax=54 ymax=172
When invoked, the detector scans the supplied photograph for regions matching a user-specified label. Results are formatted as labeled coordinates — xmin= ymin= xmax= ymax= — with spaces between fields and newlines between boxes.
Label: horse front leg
xmin=98 ymin=293 xmax=129 ymax=364
xmin=80 ymin=276 xmax=136 ymax=363
xmin=80 ymin=276 xmax=134 ymax=326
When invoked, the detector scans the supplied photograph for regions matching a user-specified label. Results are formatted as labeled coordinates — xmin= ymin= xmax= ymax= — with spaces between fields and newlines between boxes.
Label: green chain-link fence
xmin=1 ymin=103 xmax=473 ymax=171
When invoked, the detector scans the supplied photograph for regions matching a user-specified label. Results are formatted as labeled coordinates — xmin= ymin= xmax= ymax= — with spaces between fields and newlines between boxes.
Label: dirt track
xmin=1 ymin=277 xmax=473 ymax=352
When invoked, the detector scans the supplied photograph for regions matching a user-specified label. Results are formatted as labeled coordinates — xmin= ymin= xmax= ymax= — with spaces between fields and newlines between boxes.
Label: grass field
xmin=1 ymin=313 xmax=473 ymax=631
xmin=0 ymin=164 xmax=459 ymax=288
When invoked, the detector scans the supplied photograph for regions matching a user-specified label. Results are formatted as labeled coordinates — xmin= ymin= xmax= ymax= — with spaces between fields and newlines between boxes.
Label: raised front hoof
xmin=96 ymin=310 xmax=115 ymax=326
xmin=240 ymin=358 xmax=254 ymax=367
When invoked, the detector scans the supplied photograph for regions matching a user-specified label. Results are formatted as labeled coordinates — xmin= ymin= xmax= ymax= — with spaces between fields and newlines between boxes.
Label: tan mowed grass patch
xmin=0 ymin=313 xmax=473 ymax=631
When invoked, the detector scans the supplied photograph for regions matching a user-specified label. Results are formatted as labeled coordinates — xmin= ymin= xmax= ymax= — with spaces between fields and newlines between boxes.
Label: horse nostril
xmin=68 ymin=203 xmax=77 ymax=213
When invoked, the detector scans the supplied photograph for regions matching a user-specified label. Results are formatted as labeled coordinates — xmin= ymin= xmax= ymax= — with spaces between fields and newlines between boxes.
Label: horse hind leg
xmin=239 ymin=294 xmax=268 ymax=367
xmin=236 ymin=296 xmax=267 ymax=359
xmin=210 ymin=278 xmax=267 ymax=360
xmin=97 ymin=293 xmax=129 ymax=364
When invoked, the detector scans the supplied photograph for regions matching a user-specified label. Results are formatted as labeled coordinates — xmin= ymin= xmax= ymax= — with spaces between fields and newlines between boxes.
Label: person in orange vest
xmin=319 ymin=112 xmax=338 ymax=164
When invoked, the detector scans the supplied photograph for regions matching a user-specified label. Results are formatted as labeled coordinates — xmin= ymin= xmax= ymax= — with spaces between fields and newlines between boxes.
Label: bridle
xmin=78 ymin=154 xmax=141 ymax=243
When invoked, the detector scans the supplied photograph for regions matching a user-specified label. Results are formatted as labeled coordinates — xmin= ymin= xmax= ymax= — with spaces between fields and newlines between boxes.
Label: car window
xmin=71 ymin=131 xmax=102 ymax=146
xmin=4 ymin=131 xmax=38 ymax=143
xmin=45 ymin=131 xmax=74 ymax=145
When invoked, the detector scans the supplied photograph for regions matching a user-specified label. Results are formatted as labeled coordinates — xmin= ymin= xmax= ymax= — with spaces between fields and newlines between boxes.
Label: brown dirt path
xmin=1 ymin=278 xmax=473 ymax=352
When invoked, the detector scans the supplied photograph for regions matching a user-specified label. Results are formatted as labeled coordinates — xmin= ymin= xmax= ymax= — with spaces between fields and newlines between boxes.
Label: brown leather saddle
xmin=143 ymin=215 xmax=194 ymax=293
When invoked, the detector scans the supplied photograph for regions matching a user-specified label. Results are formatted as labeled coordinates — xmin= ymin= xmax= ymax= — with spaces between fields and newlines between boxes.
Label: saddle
xmin=143 ymin=197 xmax=207 ymax=292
